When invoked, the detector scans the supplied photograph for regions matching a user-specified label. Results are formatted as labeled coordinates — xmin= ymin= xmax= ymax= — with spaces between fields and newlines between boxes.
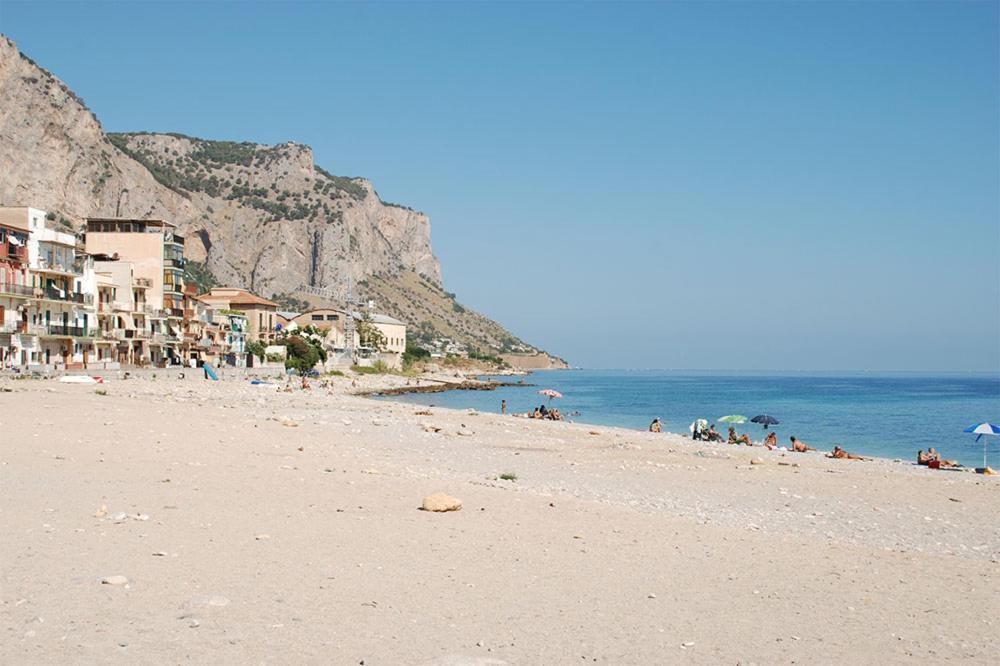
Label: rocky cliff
xmin=0 ymin=34 xmax=563 ymax=361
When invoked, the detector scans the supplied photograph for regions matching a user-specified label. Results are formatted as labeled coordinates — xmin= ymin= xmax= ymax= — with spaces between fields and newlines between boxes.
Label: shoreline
xmin=373 ymin=368 xmax=995 ymax=471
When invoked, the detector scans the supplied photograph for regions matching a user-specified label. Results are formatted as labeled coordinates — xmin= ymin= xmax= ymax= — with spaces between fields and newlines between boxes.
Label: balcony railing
xmin=163 ymin=257 xmax=186 ymax=269
xmin=40 ymin=286 xmax=94 ymax=305
xmin=134 ymin=277 xmax=153 ymax=288
xmin=35 ymin=324 xmax=97 ymax=337
xmin=0 ymin=282 xmax=34 ymax=298
xmin=35 ymin=257 xmax=81 ymax=275
xmin=167 ymin=308 xmax=184 ymax=318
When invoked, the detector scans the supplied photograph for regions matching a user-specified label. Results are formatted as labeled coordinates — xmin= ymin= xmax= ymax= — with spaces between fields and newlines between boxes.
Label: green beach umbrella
xmin=718 ymin=415 xmax=748 ymax=424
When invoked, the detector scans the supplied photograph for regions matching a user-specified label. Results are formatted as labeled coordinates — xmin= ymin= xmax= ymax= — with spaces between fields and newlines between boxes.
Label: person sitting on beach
xmin=532 ymin=408 xmax=543 ymax=419
xmin=927 ymin=447 xmax=959 ymax=468
xmin=917 ymin=449 xmax=932 ymax=465
xmin=828 ymin=445 xmax=865 ymax=461
xmin=789 ymin=436 xmax=815 ymax=453
xmin=649 ymin=418 xmax=662 ymax=433
xmin=727 ymin=427 xmax=751 ymax=445
xmin=764 ymin=432 xmax=778 ymax=450
xmin=539 ymin=404 xmax=549 ymax=417
xmin=706 ymin=424 xmax=723 ymax=442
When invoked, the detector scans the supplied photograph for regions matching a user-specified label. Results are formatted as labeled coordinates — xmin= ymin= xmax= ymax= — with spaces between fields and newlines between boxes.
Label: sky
xmin=1 ymin=1 xmax=998 ymax=371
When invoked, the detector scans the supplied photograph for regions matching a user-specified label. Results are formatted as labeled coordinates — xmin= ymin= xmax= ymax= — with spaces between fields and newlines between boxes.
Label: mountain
xmin=0 ymin=34 xmax=565 ymax=365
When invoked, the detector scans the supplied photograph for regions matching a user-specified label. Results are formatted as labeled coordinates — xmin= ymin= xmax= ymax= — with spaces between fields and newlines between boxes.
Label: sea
xmin=375 ymin=369 xmax=1000 ymax=468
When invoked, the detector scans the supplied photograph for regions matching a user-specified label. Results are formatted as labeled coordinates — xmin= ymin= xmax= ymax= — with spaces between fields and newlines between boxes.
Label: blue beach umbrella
xmin=751 ymin=414 xmax=780 ymax=429
xmin=963 ymin=422 xmax=1000 ymax=469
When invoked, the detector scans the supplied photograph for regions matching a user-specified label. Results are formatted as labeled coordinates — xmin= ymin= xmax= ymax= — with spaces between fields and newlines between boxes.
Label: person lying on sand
xmin=828 ymin=446 xmax=865 ymax=460
xmin=789 ymin=436 xmax=816 ymax=453
xmin=728 ymin=427 xmax=751 ymax=445
xmin=649 ymin=418 xmax=662 ymax=433
xmin=764 ymin=432 xmax=778 ymax=449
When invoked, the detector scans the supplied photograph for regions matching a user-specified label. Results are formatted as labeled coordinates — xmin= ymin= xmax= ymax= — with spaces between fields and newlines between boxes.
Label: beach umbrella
xmin=538 ymin=388 xmax=563 ymax=403
xmin=751 ymin=414 xmax=780 ymax=429
xmin=718 ymin=414 xmax=748 ymax=424
xmin=963 ymin=422 xmax=1000 ymax=469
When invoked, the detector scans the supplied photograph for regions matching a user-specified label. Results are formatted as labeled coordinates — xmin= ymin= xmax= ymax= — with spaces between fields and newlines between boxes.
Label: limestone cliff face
xmin=0 ymin=34 xmax=556 ymax=359
xmin=0 ymin=35 xmax=199 ymax=228
xmin=104 ymin=131 xmax=441 ymax=299
xmin=0 ymin=34 xmax=439 ymax=298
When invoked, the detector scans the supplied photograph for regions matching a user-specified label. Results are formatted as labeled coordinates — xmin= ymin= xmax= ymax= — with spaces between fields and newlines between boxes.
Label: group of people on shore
xmin=668 ymin=419 xmax=869 ymax=459
xmin=917 ymin=448 xmax=960 ymax=468
xmin=507 ymin=401 xmax=564 ymax=421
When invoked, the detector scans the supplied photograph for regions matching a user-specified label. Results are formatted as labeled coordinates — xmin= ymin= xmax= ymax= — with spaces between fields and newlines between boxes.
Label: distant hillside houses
xmin=0 ymin=207 xmax=405 ymax=373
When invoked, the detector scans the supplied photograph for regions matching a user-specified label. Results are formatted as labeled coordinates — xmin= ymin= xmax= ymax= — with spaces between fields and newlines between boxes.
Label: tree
xmin=245 ymin=339 xmax=266 ymax=361
xmin=278 ymin=335 xmax=322 ymax=373
xmin=357 ymin=312 xmax=387 ymax=351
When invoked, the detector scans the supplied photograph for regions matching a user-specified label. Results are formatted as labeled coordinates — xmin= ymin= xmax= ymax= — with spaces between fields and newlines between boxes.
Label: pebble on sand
xmin=421 ymin=492 xmax=463 ymax=512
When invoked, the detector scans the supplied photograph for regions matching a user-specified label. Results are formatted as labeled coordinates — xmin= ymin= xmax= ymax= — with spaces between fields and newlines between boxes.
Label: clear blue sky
xmin=2 ymin=1 xmax=997 ymax=371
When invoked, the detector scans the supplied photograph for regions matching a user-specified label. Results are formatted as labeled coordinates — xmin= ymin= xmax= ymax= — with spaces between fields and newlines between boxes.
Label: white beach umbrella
xmin=963 ymin=422 xmax=1000 ymax=469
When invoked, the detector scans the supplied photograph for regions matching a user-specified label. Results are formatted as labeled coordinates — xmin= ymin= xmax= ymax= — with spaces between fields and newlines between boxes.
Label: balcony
xmin=101 ymin=329 xmax=125 ymax=341
xmin=1 ymin=245 xmax=28 ymax=264
xmin=0 ymin=282 xmax=33 ymax=298
xmin=34 ymin=257 xmax=82 ymax=276
xmin=167 ymin=307 xmax=184 ymax=318
xmin=133 ymin=277 xmax=153 ymax=289
xmin=163 ymin=257 xmax=186 ymax=269
xmin=36 ymin=323 xmax=97 ymax=338
xmin=39 ymin=286 xmax=94 ymax=305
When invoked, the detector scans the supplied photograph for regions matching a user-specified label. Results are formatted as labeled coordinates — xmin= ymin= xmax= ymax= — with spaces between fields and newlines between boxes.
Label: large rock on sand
xmin=421 ymin=492 xmax=462 ymax=512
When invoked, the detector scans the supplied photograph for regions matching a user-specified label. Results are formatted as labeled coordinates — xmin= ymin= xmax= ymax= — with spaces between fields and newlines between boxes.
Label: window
xmin=312 ymin=314 xmax=324 ymax=321
xmin=326 ymin=314 xmax=339 ymax=321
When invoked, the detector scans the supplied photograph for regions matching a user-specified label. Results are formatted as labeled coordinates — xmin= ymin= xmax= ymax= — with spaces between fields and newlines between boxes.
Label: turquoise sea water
xmin=375 ymin=370 xmax=1000 ymax=468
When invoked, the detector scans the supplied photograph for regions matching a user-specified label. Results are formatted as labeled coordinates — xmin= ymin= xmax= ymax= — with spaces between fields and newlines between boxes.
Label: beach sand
xmin=2 ymin=373 xmax=998 ymax=664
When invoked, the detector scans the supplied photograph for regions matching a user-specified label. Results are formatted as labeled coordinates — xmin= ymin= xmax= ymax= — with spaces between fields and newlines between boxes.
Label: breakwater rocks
xmin=365 ymin=379 xmax=532 ymax=397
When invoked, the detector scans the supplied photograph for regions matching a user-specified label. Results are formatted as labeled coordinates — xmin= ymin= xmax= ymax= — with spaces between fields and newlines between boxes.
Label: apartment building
xmin=197 ymin=287 xmax=278 ymax=343
xmin=85 ymin=218 xmax=185 ymax=364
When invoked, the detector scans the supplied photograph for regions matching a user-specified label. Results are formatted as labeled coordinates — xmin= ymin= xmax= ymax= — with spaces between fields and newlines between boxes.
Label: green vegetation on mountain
xmin=183 ymin=260 xmax=219 ymax=293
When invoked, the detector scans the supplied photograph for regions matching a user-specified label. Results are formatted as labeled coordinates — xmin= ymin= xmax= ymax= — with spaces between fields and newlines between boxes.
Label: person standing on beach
xmin=501 ymin=399 xmax=507 ymax=415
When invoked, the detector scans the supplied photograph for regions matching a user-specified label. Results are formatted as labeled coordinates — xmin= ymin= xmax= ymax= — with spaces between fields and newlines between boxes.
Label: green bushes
xmin=277 ymin=334 xmax=326 ymax=373
xmin=184 ymin=260 xmax=218 ymax=292
xmin=245 ymin=339 xmax=266 ymax=361
xmin=402 ymin=343 xmax=430 ymax=369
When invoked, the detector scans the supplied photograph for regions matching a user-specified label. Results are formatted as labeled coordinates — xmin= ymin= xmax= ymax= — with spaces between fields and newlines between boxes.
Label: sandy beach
xmin=2 ymin=372 xmax=998 ymax=664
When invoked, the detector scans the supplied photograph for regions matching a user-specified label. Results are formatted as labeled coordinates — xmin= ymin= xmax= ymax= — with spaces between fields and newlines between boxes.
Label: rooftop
xmin=86 ymin=218 xmax=176 ymax=229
